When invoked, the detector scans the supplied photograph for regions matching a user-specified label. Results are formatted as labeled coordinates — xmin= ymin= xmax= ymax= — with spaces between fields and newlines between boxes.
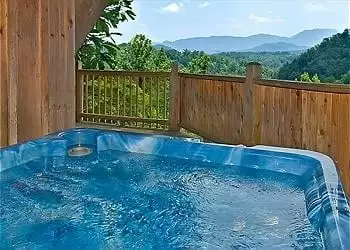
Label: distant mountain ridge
xmin=247 ymin=42 xmax=308 ymax=52
xmin=157 ymin=29 xmax=337 ymax=53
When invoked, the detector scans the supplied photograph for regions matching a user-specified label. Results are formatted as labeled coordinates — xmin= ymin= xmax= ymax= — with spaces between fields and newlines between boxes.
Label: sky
xmin=115 ymin=0 xmax=350 ymax=43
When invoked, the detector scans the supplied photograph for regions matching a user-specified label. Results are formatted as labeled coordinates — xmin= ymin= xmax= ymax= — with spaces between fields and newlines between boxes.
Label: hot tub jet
xmin=68 ymin=146 xmax=93 ymax=157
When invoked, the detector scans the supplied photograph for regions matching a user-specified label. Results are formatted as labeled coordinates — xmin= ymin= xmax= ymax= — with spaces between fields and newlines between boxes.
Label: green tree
xmin=188 ymin=53 xmax=211 ymax=74
xmin=299 ymin=72 xmax=321 ymax=83
xmin=311 ymin=73 xmax=321 ymax=83
xmin=164 ymin=49 xmax=297 ymax=78
xmin=278 ymin=29 xmax=350 ymax=82
xmin=300 ymin=72 xmax=311 ymax=82
xmin=127 ymin=34 xmax=153 ymax=71
xmin=77 ymin=0 xmax=136 ymax=69
xmin=148 ymin=49 xmax=172 ymax=72
xmin=114 ymin=34 xmax=172 ymax=72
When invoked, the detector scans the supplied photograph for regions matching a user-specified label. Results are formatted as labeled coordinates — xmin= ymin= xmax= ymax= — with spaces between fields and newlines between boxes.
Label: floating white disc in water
xmin=68 ymin=146 xmax=93 ymax=157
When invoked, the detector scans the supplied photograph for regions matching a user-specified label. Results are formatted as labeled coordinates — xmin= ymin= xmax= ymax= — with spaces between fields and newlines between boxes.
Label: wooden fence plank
xmin=104 ymin=76 xmax=107 ymax=115
xmin=0 ymin=0 xmax=9 ymax=146
xmin=252 ymin=85 xmax=262 ymax=144
xmin=242 ymin=63 xmax=261 ymax=145
xmin=289 ymin=89 xmax=302 ymax=147
xmin=169 ymin=63 xmax=180 ymax=131
xmin=76 ymin=63 xmax=83 ymax=122
xmin=110 ymin=76 xmax=113 ymax=115
xmin=129 ymin=76 xmax=133 ymax=118
xmin=92 ymin=75 xmax=95 ymax=115
xmin=336 ymin=94 xmax=350 ymax=194
xmin=282 ymin=89 xmax=291 ymax=146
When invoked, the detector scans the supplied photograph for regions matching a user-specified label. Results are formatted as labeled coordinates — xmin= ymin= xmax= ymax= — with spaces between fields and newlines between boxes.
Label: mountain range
xmin=157 ymin=29 xmax=337 ymax=53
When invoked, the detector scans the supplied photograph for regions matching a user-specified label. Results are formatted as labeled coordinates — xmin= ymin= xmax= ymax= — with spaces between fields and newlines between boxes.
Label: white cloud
xmin=162 ymin=2 xmax=184 ymax=13
xmin=304 ymin=2 xmax=328 ymax=12
xmin=199 ymin=1 xmax=210 ymax=8
xmin=248 ymin=13 xmax=284 ymax=24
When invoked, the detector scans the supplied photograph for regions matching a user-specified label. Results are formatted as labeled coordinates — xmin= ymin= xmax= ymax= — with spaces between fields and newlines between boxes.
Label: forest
xmin=79 ymin=33 xmax=300 ymax=80
xmin=79 ymin=31 xmax=350 ymax=84
xmin=279 ymin=29 xmax=350 ymax=84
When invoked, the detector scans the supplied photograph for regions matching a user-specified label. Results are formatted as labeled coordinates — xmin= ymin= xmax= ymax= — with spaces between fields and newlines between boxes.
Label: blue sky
xmin=115 ymin=0 xmax=350 ymax=43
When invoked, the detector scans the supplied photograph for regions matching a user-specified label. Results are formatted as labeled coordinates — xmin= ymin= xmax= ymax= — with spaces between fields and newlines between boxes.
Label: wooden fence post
xmin=242 ymin=62 xmax=261 ymax=146
xmin=169 ymin=62 xmax=180 ymax=131
xmin=75 ymin=61 xmax=83 ymax=123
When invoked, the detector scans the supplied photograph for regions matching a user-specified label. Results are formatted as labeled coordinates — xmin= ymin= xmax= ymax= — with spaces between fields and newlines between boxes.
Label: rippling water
xmin=1 ymin=150 xmax=323 ymax=249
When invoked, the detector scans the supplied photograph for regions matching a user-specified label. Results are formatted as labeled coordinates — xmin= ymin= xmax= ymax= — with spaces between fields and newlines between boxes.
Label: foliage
xmin=80 ymin=31 xmax=300 ymax=79
xmin=299 ymin=72 xmax=320 ymax=83
xmin=126 ymin=34 xmax=153 ymax=71
xmin=84 ymin=76 xmax=170 ymax=128
xmin=311 ymin=74 xmax=321 ymax=83
xmin=278 ymin=29 xmax=350 ymax=83
xmin=81 ymin=32 xmax=349 ymax=83
xmin=188 ymin=53 xmax=212 ymax=74
xmin=114 ymin=34 xmax=172 ymax=72
xmin=148 ymin=49 xmax=173 ymax=72
xmin=340 ymin=74 xmax=350 ymax=84
xmin=299 ymin=72 xmax=311 ymax=82
xmin=163 ymin=49 xmax=298 ymax=78
xmin=76 ymin=0 xmax=136 ymax=69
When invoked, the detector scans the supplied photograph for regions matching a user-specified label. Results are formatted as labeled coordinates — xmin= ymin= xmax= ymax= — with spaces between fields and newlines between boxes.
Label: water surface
xmin=0 ymin=150 xmax=323 ymax=249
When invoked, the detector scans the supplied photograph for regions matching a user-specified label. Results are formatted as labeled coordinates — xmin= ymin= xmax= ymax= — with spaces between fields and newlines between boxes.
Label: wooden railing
xmin=76 ymin=67 xmax=176 ymax=129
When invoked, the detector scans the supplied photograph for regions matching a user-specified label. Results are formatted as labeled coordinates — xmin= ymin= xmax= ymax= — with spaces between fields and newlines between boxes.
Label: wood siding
xmin=0 ymin=0 xmax=75 ymax=144
xmin=0 ymin=0 xmax=9 ymax=146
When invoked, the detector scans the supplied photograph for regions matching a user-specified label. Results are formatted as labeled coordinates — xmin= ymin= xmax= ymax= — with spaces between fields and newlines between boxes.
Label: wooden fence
xmin=179 ymin=63 xmax=350 ymax=195
xmin=179 ymin=73 xmax=246 ymax=142
xmin=75 ymin=63 xmax=350 ymax=195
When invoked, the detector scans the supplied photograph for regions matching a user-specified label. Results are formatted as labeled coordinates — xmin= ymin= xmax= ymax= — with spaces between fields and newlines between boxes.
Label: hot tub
xmin=0 ymin=128 xmax=349 ymax=249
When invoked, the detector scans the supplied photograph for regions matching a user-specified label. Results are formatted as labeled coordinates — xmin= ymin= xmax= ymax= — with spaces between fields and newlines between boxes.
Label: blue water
xmin=1 ymin=150 xmax=323 ymax=249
